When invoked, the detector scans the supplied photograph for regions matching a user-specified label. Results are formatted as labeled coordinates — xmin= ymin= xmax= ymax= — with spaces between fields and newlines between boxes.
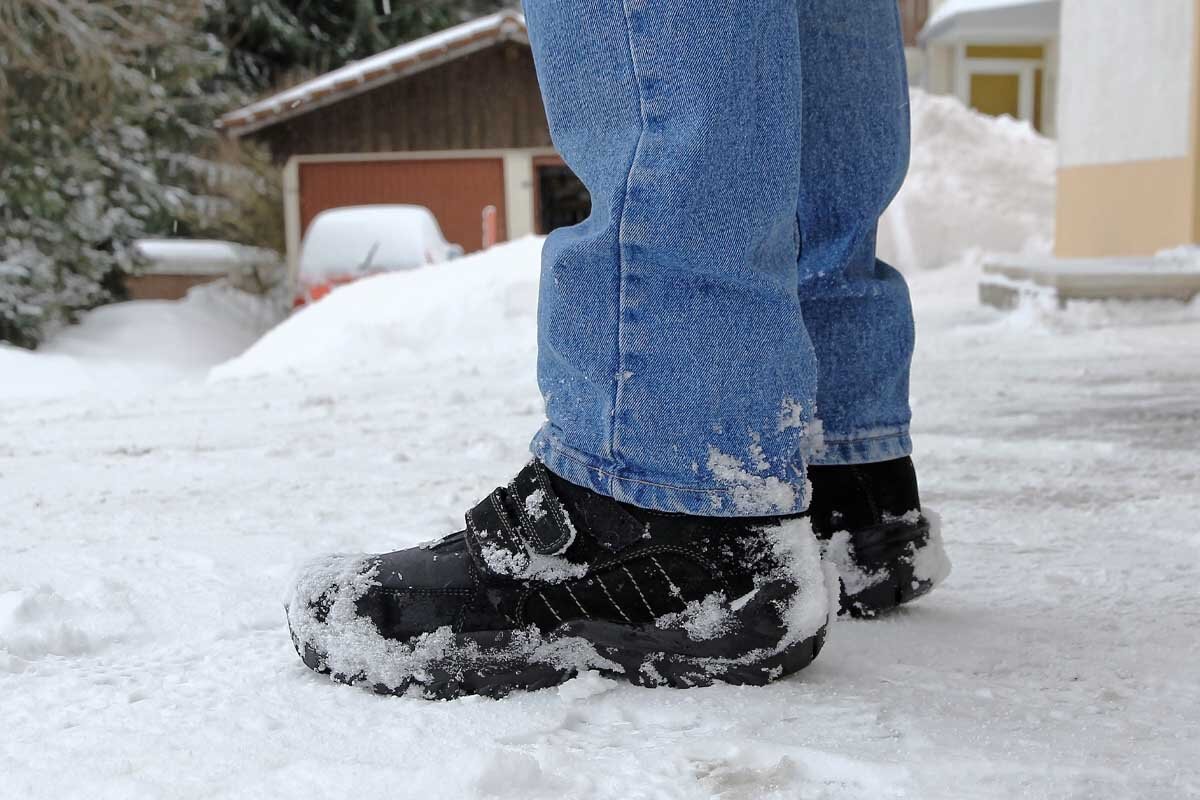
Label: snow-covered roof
xmin=920 ymin=0 xmax=1060 ymax=44
xmin=216 ymin=11 xmax=527 ymax=137
xmin=133 ymin=239 xmax=280 ymax=276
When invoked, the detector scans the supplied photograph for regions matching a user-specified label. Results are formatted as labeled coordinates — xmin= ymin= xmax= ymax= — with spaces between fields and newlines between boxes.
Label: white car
xmin=294 ymin=205 xmax=463 ymax=307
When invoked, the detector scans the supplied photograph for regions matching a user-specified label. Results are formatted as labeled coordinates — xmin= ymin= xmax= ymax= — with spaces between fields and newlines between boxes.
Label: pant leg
xmin=795 ymin=0 xmax=916 ymax=466
xmin=524 ymin=0 xmax=817 ymax=516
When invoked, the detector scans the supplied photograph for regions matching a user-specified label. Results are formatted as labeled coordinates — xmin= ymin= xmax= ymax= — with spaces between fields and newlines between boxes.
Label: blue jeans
xmin=525 ymin=0 xmax=914 ymax=516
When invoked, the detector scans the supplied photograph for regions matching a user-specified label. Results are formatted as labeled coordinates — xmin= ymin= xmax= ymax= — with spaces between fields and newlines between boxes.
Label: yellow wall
xmin=1056 ymin=159 xmax=1195 ymax=258
xmin=966 ymin=45 xmax=1045 ymax=60
xmin=970 ymin=74 xmax=1021 ymax=118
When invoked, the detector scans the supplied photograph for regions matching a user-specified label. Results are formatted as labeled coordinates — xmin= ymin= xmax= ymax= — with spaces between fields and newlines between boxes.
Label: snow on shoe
xmin=806 ymin=457 xmax=951 ymax=617
xmin=285 ymin=460 xmax=832 ymax=699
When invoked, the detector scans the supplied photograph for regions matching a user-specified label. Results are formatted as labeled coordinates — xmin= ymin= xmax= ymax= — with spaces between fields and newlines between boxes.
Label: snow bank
xmin=213 ymin=95 xmax=1055 ymax=381
xmin=0 ymin=345 xmax=93 ymax=400
xmin=0 ymin=584 xmax=142 ymax=672
xmin=878 ymin=89 xmax=1057 ymax=272
xmin=7 ymin=98 xmax=1051 ymax=399
xmin=212 ymin=237 xmax=542 ymax=381
xmin=1 ymin=282 xmax=282 ymax=400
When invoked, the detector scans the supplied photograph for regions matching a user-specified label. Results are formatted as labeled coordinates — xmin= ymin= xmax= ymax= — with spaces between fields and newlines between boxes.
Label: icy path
xmin=2 ymin=242 xmax=1197 ymax=799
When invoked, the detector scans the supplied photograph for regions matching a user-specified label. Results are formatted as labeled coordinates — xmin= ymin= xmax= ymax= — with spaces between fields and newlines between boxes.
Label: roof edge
xmin=217 ymin=10 xmax=527 ymax=138
xmin=918 ymin=0 xmax=1059 ymax=45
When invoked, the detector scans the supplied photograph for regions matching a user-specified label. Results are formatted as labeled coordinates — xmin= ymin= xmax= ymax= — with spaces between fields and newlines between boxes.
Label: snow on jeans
xmin=525 ymin=0 xmax=916 ymax=516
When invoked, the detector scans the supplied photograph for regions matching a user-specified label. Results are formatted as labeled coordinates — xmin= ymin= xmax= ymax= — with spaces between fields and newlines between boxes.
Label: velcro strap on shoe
xmin=466 ymin=489 xmax=526 ymax=557
xmin=507 ymin=461 xmax=575 ymax=556
xmin=465 ymin=462 xmax=577 ymax=563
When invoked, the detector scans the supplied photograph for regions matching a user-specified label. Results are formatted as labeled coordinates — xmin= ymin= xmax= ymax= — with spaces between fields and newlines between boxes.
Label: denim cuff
xmin=532 ymin=429 xmax=811 ymax=518
xmin=807 ymin=427 xmax=912 ymax=466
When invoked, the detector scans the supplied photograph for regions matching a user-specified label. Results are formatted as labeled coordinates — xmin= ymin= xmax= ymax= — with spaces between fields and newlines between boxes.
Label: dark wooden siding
xmin=898 ymin=0 xmax=930 ymax=46
xmin=253 ymin=43 xmax=551 ymax=160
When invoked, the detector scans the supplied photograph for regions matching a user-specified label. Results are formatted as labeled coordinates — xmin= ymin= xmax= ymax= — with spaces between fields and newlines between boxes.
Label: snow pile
xmin=1005 ymin=289 xmax=1200 ymax=333
xmin=1 ymin=281 xmax=283 ymax=400
xmin=556 ymin=670 xmax=617 ymax=701
xmin=214 ymin=96 xmax=1053 ymax=381
xmin=1153 ymin=244 xmax=1200 ymax=273
xmin=212 ymin=237 xmax=542 ymax=380
xmin=878 ymin=89 xmax=1057 ymax=272
xmin=0 ymin=345 xmax=93 ymax=400
xmin=0 ymin=584 xmax=141 ymax=672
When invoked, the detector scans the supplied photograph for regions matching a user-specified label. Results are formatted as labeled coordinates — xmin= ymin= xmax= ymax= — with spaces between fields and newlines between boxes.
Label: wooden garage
xmin=296 ymin=158 xmax=509 ymax=253
xmin=215 ymin=11 xmax=590 ymax=273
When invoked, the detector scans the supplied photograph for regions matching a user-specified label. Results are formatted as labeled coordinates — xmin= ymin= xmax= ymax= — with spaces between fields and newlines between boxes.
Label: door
xmin=970 ymin=73 xmax=1022 ymax=119
xmin=532 ymin=155 xmax=591 ymax=235
xmin=299 ymin=157 xmax=507 ymax=253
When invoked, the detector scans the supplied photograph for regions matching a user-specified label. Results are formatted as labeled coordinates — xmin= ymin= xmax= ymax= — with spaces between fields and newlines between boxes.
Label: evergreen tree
xmin=207 ymin=0 xmax=514 ymax=94
xmin=0 ymin=0 xmax=513 ymax=348
xmin=0 ymin=0 xmax=264 ymax=347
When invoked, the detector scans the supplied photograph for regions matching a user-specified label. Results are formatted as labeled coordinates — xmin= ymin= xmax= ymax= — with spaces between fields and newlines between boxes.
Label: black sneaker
xmin=807 ymin=457 xmax=950 ymax=617
xmin=285 ymin=460 xmax=833 ymax=699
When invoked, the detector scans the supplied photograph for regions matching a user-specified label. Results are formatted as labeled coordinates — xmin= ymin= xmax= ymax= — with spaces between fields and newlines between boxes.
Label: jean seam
xmin=610 ymin=0 xmax=648 ymax=467
xmin=543 ymin=439 xmax=736 ymax=497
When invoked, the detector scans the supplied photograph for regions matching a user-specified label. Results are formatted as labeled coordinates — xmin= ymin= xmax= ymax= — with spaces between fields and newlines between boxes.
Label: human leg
xmin=795 ymin=0 xmax=915 ymax=465
xmin=527 ymin=0 xmax=818 ymax=517
xmin=793 ymin=0 xmax=949 ymax=615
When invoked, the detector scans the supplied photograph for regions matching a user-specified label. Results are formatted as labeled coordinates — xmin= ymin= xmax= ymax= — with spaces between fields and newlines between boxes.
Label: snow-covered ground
xmin=0 ymin=281 xmax=280 ymax=399
xmin=4 ymin=238 xmax=1198 ymax=799
xmin=3 ymin=97 xmax=1198 ymax=798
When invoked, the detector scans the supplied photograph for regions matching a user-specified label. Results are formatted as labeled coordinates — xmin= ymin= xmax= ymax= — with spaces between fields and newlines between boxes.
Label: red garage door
xmin=299 ymin=158 xmax=507 ymax=253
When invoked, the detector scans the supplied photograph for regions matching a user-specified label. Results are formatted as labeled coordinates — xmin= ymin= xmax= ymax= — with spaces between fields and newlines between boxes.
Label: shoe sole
xmin=290 ymin=578 xmax=829 ymax=700
xmin=822 ymin=510 xmax=951 ymax=618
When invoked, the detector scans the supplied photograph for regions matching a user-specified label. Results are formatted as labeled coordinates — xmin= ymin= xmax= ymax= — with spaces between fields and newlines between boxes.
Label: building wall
xmin=1059 ymin=0 xmax=1194 ymax=167
xmin=1056 ymin=0 xmax=1199 ymax=257
xmin=125 ymin=274 xmax=222 ymax=301
xmin=252 ymin=43 xmax=552 ymax=159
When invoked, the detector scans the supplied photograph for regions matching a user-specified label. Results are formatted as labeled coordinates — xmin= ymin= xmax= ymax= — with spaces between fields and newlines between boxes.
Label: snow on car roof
xmin=298 ymin=205 xmax=453 ymax=282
